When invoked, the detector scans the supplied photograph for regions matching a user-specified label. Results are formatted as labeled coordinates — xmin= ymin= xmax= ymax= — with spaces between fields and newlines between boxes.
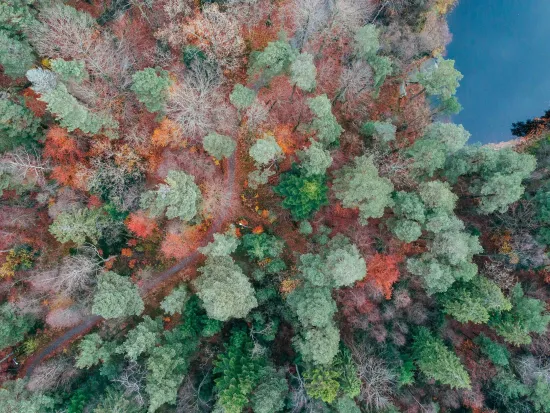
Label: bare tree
xmin=112 ymin=361 xmax=148 ymax=407
xmin=27 ymin=357 xmax=77 ymax=392
xmin=337 ymin=60 xmax=373 ymax=102
xmin=0 ymin=149 xmax=49 ymax=188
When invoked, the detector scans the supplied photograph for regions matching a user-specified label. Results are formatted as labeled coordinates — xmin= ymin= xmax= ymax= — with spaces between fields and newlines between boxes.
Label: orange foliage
xmin=121 ymin=248 xmax=133 ymax=257
xmin=361 ymin=254 xmax=401 ymax=299
xmin=151 ymin=118 xmax=185 ymax=148
xmin=252 ymin=225 xmax=264 ymax=234
xmin=160 ymin=226 xmax=203 ymax=260
xmin=126 ymin=212 xmax=158 ymax=238
xmin=43 ymin=127 xmax=83 ymax=163
xmin=274 ymin=124 xmax=304 ymax=155
xmin=23 ymin=88 xmax=47 ymax=117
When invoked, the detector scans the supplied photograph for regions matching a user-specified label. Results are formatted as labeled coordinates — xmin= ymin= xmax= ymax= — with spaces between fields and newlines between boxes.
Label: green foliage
xmin=474 ymin=333 xmax=510 ymax=367
xmin=203 ymin=132 xmax=236 ymax=160
xmin=39 ymin=84 xmax=117 ymax=134
xmin=361 ymin=121 xmax=396 ymax=143
xmin=274 ymin=165 xmax=329 ymax=220
xmin=0 ymin=303 xmax=35 ymax=351
xmin=248 ymin=39 xmax=296 ymax=81
xmin=249 ymin=135 xmax=283 ymax=165
xmin=445 ymin=145 xmax=536 ymax=214
xmin=353 ymin=24 xmax=380 ymax=59
xmin=390 ymin=219 xmax=423 ymax=243
xmin=304 ymin=366 xmax=341 ymax=403
xmin=0 ymin=379 xmax=55 ymax=413
xmin=412 ymin=327 xmax=471 ymax=389
xmin=299 ymin=220 xmax=313 ymax=235
xmin=194 ymin=255 xmax=257 ymax=321
xmin=199 ymin=228 xmax=240 ymax=257
xmin=293 ymin=323 xmax=340 ymax=365
xmin=213 ymin=329 xmax=266 ymax=413
xmin=334 ymin=397 xmax=361 ymax=413
xmin=241 ymin=232 xmax=284 ymax=261
xmin=489 ymin=283 xmax=550 ymax=345
xmin=250 ymin=368 xmax=288 ymax=413
xmin=531 ymin=378 xmax=550 ymax=413
xmin=50 ymin=58 xmax=86 ymax=83
xmin=298 ymin=139 xmax=333 ymax=176
xmin=333 ymin=155 xmax=394 ymax=224
xmin=75 ymin=333 xmax=115 ymax=369
xmin=491 ymin=370 xmax=529 ymax=400
xmin=92 ymin=271 xmax=144 ymax=319
xmin=131 ymin=67 xmax=171 ymax=113
xmin=370 ymin=55 xmax=393 ymax=92
xmin=0 ymin=97 xmax=40 ymax=153
xmin=389 ymin=191 xmax=426 ymax=242
xmin=290 ymin=52 xmax=317 ymax=92
xmin=0 ymin=0 xmax=37 ymax=33
xmin=307 ymin=94 xmax=344 ymax=146
xmin=160 ymin=284 xmax=189 ymax=315
xmin=0 ymin=30 xmax=34 ymax=78
xmin=230 ymin=84 xmax=256 ymax=110
xmin=439 ymin=276 xmax=511 ymax=324
xmin=287 ymin=286 xmax=337 ymax=328
xmin=417 ymin=56 xmax=463 ymax=99
xmin=334 ymin=347 xmax=361 ymax=398
xmin=407 ymin=122 xmax=470 ymax=177
xmin=247 ymin=168 xmax=275 ymax=190
xmin=418 ymin=180 xmax=458 ymax=213
xmin=92 ymin=388 xmax=144 ymax=413
xmin=49 ymin=207 xmax=104 ymax=246
xmin=324 ymin=235 xmax=367 ymax=288
xmin=117 ymin=316 xmax=163 ymax=361
xmin=140 ymin=170 xmax=202 ymax=221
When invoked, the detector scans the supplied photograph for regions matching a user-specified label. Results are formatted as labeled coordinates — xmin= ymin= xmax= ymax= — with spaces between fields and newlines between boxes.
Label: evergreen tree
xmin=417 ymin=56 xmax=463 ymax=99
xmin=203 ymin=132 xmax=236 ymax=160
xmin=290 ymin=52 xmax=317 ymax=92
xmin=0 ymin=30 xmax=34 ymax=78
xmin=298 ymin=139 xmax=333 ymax=176
xmin=249 ymin=135 xmax=283 ymax=166
xmin=117 ymin=316 xmax=163 ymax=361
xmin=160 ymin=284 xmax=189 ymax=315
xmin=307 ymin=95 xmax=344 ymax=146
xmin=50 ymin=58 xmax=86 ymax=83
xmin=0 ymin=97 xmax=40 ymax=153
xmin=0 ymin=379 xmax=54 ymax=412
xmin=230 ymin=84 xmax=256 ymax=110
xmin=92 ymin=271 xmax=144 ymax=319
xmin=250 ymin=368 xmax=288 ymax=413
xmin=0 ymin=303 xmax=35 ymax=351
xmin=49 ymin=207 xmax=105 ymax=246
xmin=131 ymin=67 xmax=171 ymax=113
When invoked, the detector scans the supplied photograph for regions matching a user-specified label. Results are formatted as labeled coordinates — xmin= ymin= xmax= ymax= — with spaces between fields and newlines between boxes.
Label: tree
xmin=49 ymin=207 xmax=104 ymax=246
xmin=251 ymin=368 xmax=288 ymax=413
xmin=332 ymin=155 xmax=394 ymax=224
xmin=287 ymin=286 xmax=337 ymax=328
xmin=418 ymin=181 xmax=458 ymax=213
xmin=353 ymin=24 xmax=380 ymax=59
xmin=249 ymin=135 xmax=283 ymax=166
xmin=474 ymin=333 xmax=510 ymax=367
xmin=229 ymin=84 xmax=256 ymax=110
xmin=290 ymin=52 xmax=317 ymax=92
xmin=417 ymin=56 xmax=463 ymax=99
xmin=92 ymin=271 xmax=144 ymax=319
xmin=25 ymin=68 xmax=57 ymax=94
xmin=274 ymin=165 xmax=329 ymax=220
xmin=297 ymin=139 xmax=332 ymax=176
xmin=248 ymin=39 xmax=297 ymax=82
xmin=203 ymin=132 xmax=236 ymax=160
xmin=126 ymin=211 xmax=158 ymax=238
xmin=334 ymin=396 xmax=361 ymax=413
xmin=489 ymin=283 xmax=550 ymax=345
xmin=0 ymin=379 xmax=54 ymax=413
xmin=0 ymin=303 xmax=35 ymax=351
xmin=0 ymin=97 xmax=40 ymax=153
xmin=324 ymin=235 xmax=366 ymax=287
xmin=411 ymin=327 xmax=471 ymax=389
xmin=160 ymin=284 xmax=189 ymax=315
xmin=241 ymin=233 xmax=284 ymax=261
xmin=131 ymin=68 xmax=171 ymax=113
xmin=304 ymin=366 xmax=340 ymax=403
xmin=213 ymin=329 xmax=265 ymax=413
xmin=293 ymin=323 xmax=340 ymax=365
xmin=117 ymin=316 xmax=163 ymax=361
xmin=50 ymin=58 xmax=86 ymax=83
xmin=199 ymin=229 xmax=240 ymax=258
xmin=361 ymin=121 xmax=396 ymax=143
xmin=194 ymin=255 xmax=257 ymax=321
xmin=370 ymin=55 xmax=393 ymax=92
xmin=439 ymin=276 xmax=511 ymax=324
xmin=0 ymin=31 xmax=34 ymax=78
xmin=75 ymin=333 xmax=116 ymax=369
xmin=307 ymin=95 xmax=344 ymax=147
xmin=366 ymin=254 xmax=401 ymax=299
xmin=140 ymin=170 xmax=202 ymax=222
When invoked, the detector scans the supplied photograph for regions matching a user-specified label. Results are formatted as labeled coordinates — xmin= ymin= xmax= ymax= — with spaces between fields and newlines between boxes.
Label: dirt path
xmin=23 ymin=155 xmax=236 ymax=378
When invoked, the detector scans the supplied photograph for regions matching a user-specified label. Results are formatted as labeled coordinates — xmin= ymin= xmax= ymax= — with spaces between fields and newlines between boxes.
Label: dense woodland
xmin=0 ymin=0 xmax=549 ymax=411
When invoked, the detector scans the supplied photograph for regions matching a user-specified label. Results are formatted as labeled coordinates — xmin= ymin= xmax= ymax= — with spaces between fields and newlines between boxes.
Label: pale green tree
xmin=248 ymin=39 xmax=297 ymax=81
xmin=50 ymin=58 xmax=86 ymax=83
xmin=412 ymin=327 xmax=470 ymax=389
xmin=117 ymin=316 xmax=163 ymax=361
xmin=230 ymin=84 xmax=256 ymax=110
xmin=418 ymin=181 xmax=458 ymax=213
xmin=140 ymin=170 xmax=202 ymax=221
xmin=0 ymin=303 xmax=35 ymax=351
xmin=439 ymin=276 xmax=511 ymax=324
xmin=334 ymin=397 xmax=361 ymax=413
xmin=324 ymin=235 xmax=366 ymax=287
xmin=247 ymin=168 xmax=275 ymax=190
xmin=298 ymin=139 xmax=332 ymax=176
xmin=333 ymin=155 xmax=394 ymax=224
xmin=249 ymin=135 xmax=283 ymax=166
xmin=0 ymin=97 xmax=40 ymax=153
xmin=0 ymin=31 xmax=34 ymax=78
xmin=290 ymin=52 xmax=317 ymax=92
xmin=160 ymin=284 xmax=189 ymax=315
xmin=194 ymin=255 xmax=257 ymax=321
xmin=203 ymin=132 xmax=236 ymax=160
xmin=49 ymin=208 xmax=104 ymax=246
xmin=0 ymin=379 xmax=54 ymax=413
xmin=131 ymin=67 xmax=171 ymax=113
xmin=251 ymin=369 xmax=288 ymax=413
xmin=293 ymin=323 xmax=340 ymax=365
xmin=353 ymin=24 xmax=380 ymax=59
xmin=361 ymin=121 xmax=396 ymax=143
xmin=92 ymin=271 xmax=144 ymax=319
xmin=75 ymin=333 xmax=116 ymax=369
xmin=370 ymin=55 xmax=393 ymax=92
xmin=287 ymin=286 xmax=337 ymax=328
xmin=199 ymin=228 xmax=240 ymax=257
xmin=307 ymin=94 xmax=344 ymax=146
xmin=417 ymin=56 xmax=463 ymax=99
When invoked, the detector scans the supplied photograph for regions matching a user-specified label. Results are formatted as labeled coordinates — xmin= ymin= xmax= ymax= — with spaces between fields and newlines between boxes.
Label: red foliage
xmin=126 ymin=212 xmax=158 ymax=238
xmin=23 ymin=88 xmax=47 ymax=117
xmin=361 ymin=254 xmax=401 ymax=299
xmin=160 ymin=226 xmax=203 ymax=260
xmin=43 ymin=127 xmax=84 ymax=164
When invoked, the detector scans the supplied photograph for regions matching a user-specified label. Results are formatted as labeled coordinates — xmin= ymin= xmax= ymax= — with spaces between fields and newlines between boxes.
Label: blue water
xmin=446 ymin=0 xmax=550 ymax=144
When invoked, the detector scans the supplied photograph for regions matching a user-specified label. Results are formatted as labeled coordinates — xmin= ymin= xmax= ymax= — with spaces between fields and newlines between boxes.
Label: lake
xmin=446 ymin=0 xmax=550 ymax=144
